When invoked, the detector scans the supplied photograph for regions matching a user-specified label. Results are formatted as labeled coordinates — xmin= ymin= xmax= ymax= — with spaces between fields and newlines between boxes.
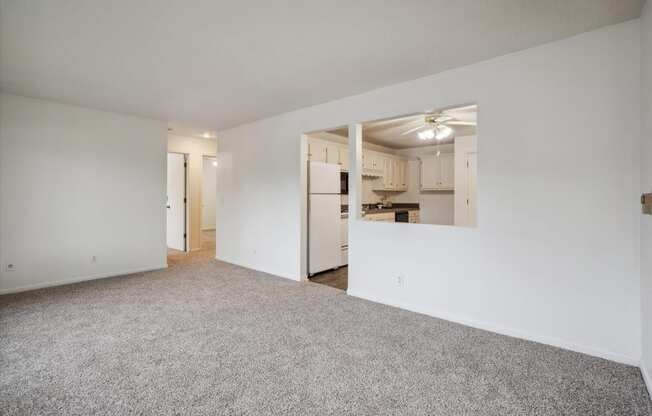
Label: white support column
xmin=348 ymin=123 xmax=363 ymax=220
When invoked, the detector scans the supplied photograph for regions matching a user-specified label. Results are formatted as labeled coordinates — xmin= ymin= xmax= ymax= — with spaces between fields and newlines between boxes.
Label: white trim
xmin=0 ymin=264 xmax=168 ymax=295
xmin=215 ymin=256 xmax=299 ymax=282
xmin=641 ymin=359 xmax=652 ymax=396
xmin=347 ymin=289 xmax=639 ymax=366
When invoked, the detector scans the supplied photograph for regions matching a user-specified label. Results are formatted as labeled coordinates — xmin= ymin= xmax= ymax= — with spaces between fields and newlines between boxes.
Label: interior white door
xmin=466 ymin=152 xmax=478 ymax=227
xmin=167 ymin=153 xmax=186 ymax=251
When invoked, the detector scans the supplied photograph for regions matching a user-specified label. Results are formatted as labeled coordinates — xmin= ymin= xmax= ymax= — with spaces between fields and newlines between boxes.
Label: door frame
xmin=200 ymin=155 xmax=218 ymax=234
xmin=167 ymin=151 xmax=189 ymax=252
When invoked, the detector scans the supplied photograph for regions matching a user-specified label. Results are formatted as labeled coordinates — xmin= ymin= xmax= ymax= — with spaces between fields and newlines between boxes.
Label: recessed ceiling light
xmin=212 ymin=160 xmax=218 ymax=167
xmin=203 ymin=132 xmax=212 ymax=139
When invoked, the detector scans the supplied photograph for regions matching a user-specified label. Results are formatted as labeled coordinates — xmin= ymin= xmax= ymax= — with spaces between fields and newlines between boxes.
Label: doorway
xmin=304 ymin=130 xmax=349 ymax=291
xmin=167 ymin=152 xmax=187 ymax=253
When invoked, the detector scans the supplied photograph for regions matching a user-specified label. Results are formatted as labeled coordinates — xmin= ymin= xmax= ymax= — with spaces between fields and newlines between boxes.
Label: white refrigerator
xmin=309 ymin=161 xmax=341 ymax=275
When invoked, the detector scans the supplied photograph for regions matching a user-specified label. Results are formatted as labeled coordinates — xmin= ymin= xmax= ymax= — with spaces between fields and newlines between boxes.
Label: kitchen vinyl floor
xmin=309 ymin=266 xmax=348 ymax=290
xmin=1 ymin=260 xmax=650 ymax=415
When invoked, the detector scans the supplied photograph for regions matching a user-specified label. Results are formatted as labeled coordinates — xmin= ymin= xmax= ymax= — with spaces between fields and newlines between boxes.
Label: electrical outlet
xmin=396 ymin=275 xmax=403 ymax=287
xmin=5 ymin=263 xmax=16 ymax=272
xmin=91 ymin=256 xmax=97 ymax=263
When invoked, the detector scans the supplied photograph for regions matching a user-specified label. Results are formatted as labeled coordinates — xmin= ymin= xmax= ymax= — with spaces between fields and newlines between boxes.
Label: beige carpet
xmin=1 ymin=253 xmax=650 ymax=415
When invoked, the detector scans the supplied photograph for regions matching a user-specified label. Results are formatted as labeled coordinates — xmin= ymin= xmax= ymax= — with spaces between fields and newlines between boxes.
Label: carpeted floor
xmin=1 ymin=249 xmax=651 ymax=415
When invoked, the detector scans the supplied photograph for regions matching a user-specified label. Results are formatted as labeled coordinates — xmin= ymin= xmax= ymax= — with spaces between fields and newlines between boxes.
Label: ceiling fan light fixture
xmin=436 ymin=125 xmax=453 ymax=140
xmin=418 ymin=129 xmax=435 ymax=140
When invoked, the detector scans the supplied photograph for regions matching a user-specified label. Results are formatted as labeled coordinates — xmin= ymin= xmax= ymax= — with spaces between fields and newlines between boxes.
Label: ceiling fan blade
xmin=401 ymin=124 xmax=426 ymax=135
xmin=369 ymin=113 xmax=424 ymax=127
xmin=443 ymin=104 xmax=477 ymax=113
xmin=434 ymin=115 xmax=454 ymax=122
xmin=366 ymin=117 xmax=422 ymax=133
xmin=442 ymin=120 xmax=477 ymax=126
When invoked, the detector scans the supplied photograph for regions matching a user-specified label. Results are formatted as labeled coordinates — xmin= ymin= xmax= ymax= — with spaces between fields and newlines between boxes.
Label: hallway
xmin=167 ymin=230 xmax=215 ymax=266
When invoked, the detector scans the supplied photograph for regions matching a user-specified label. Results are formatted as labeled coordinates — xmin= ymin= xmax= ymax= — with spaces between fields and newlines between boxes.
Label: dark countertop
xmin=361 ymin=203 xmax=420 ymax=214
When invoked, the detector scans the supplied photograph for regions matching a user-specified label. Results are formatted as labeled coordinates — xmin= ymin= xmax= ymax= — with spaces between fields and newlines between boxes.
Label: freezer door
xmin=309 ymin=194 xmax=342 ymax=274
xmin=309 ymin=161 xmax=341 ymax=194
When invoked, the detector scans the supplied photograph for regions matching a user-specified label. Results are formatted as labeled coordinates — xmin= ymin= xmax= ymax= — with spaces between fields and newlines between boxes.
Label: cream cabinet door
xmin=362 ymin=150 xmax=374 ymax=171
xmin=308 ymin=140 xmax=327 ymax=162
xmin=392 ymin=159 xmax=406 ymax=191
xmin=371 ymin=153 xmax=381 ymax=172
xmin=439 ymin=153 xmax=455 ymax=188
xmin=339 ymin=146 xmax=349 ymax=171
xmin=420 ymin=154 xmax=440 ymax=190
xmin=400 ymin=160 xmax=408 ymax=190
xmin=382 ymin=157 xmax=394 ymax=189
xmin=326 ymin=142 xmax=340 ymax=165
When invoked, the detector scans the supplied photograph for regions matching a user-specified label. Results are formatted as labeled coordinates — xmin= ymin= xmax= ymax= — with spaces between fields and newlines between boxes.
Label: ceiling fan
xmin=399 ymin=106 xmax=477 ymax=141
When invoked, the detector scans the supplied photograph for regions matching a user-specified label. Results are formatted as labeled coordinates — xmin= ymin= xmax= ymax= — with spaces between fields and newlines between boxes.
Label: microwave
xmin=340 ymin=171 xmax=348 ymax=195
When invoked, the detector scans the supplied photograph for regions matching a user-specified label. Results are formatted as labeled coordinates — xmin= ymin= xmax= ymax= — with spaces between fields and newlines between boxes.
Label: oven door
xmin=395 ymin=210 xmax=409 ymax=223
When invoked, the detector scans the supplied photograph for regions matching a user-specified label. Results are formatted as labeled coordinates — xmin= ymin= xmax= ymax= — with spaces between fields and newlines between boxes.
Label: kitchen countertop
xmin=362 ymin=204 xmax=420 ymax=215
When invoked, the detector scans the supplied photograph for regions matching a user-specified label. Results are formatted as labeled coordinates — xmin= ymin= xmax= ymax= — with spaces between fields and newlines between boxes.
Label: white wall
xmin=0 ymin=94 xmax=168 ymax=294
xmin=640 ymin=0 xmax=652 ymax=388
xmin=167 ymin=135 xmax=217 ymax=250
xmin=217 ymin=21 xmax=641 ymax=363
xmin=202 ymin=156 xmax=217 ymax=230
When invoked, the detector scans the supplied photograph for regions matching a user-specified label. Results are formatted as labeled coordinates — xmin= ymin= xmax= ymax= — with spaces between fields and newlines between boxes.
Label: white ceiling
xmin=167 ymin=122 xmax=217 ymax=140
xmin=0 ymin=1 xmax=644 ymax=131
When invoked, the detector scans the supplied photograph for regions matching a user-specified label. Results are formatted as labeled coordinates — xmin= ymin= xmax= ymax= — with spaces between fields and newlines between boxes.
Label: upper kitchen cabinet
xmin=439 ymin=153 xmax=454 ymax=189
xmin=362 ymin=150 xmax=382 ymax=176
xmin=306 ymin=135 xmax=409 ymax=191
xmin=307 ymin=136 xmax=345 ymax=168
xmin=381 ymin=156 xmax=394 ymax=189
xmin=339 ymin=147 xmax=349 ymax=171
xmin=372 ymin=155 xmax=408 ymax=191
xmin=308 ymin=140 xmax=327 ymax=162
xmin=395 ymin=159 xmax=407 ymax=191
xmin=325 ymin=142 xmax=341 ymax=165
xmin=420 ymin=152 xmax=454 ymax=191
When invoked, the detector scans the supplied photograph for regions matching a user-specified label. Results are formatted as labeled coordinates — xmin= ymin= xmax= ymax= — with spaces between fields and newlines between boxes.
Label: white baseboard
xmin=215 ymin=255 xmax=300 ymax=282
xmin=0 ymin=264 xmax=168 ymax=295
xmin=641 ymin=359 xmax=652 ymax=397
xmin=347 ymin=289 xmax=639 ymax=367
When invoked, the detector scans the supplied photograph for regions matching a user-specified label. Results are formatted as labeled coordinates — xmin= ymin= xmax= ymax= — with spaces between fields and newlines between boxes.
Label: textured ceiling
xmin=0 ymin=0 xmax=644 ymax=130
